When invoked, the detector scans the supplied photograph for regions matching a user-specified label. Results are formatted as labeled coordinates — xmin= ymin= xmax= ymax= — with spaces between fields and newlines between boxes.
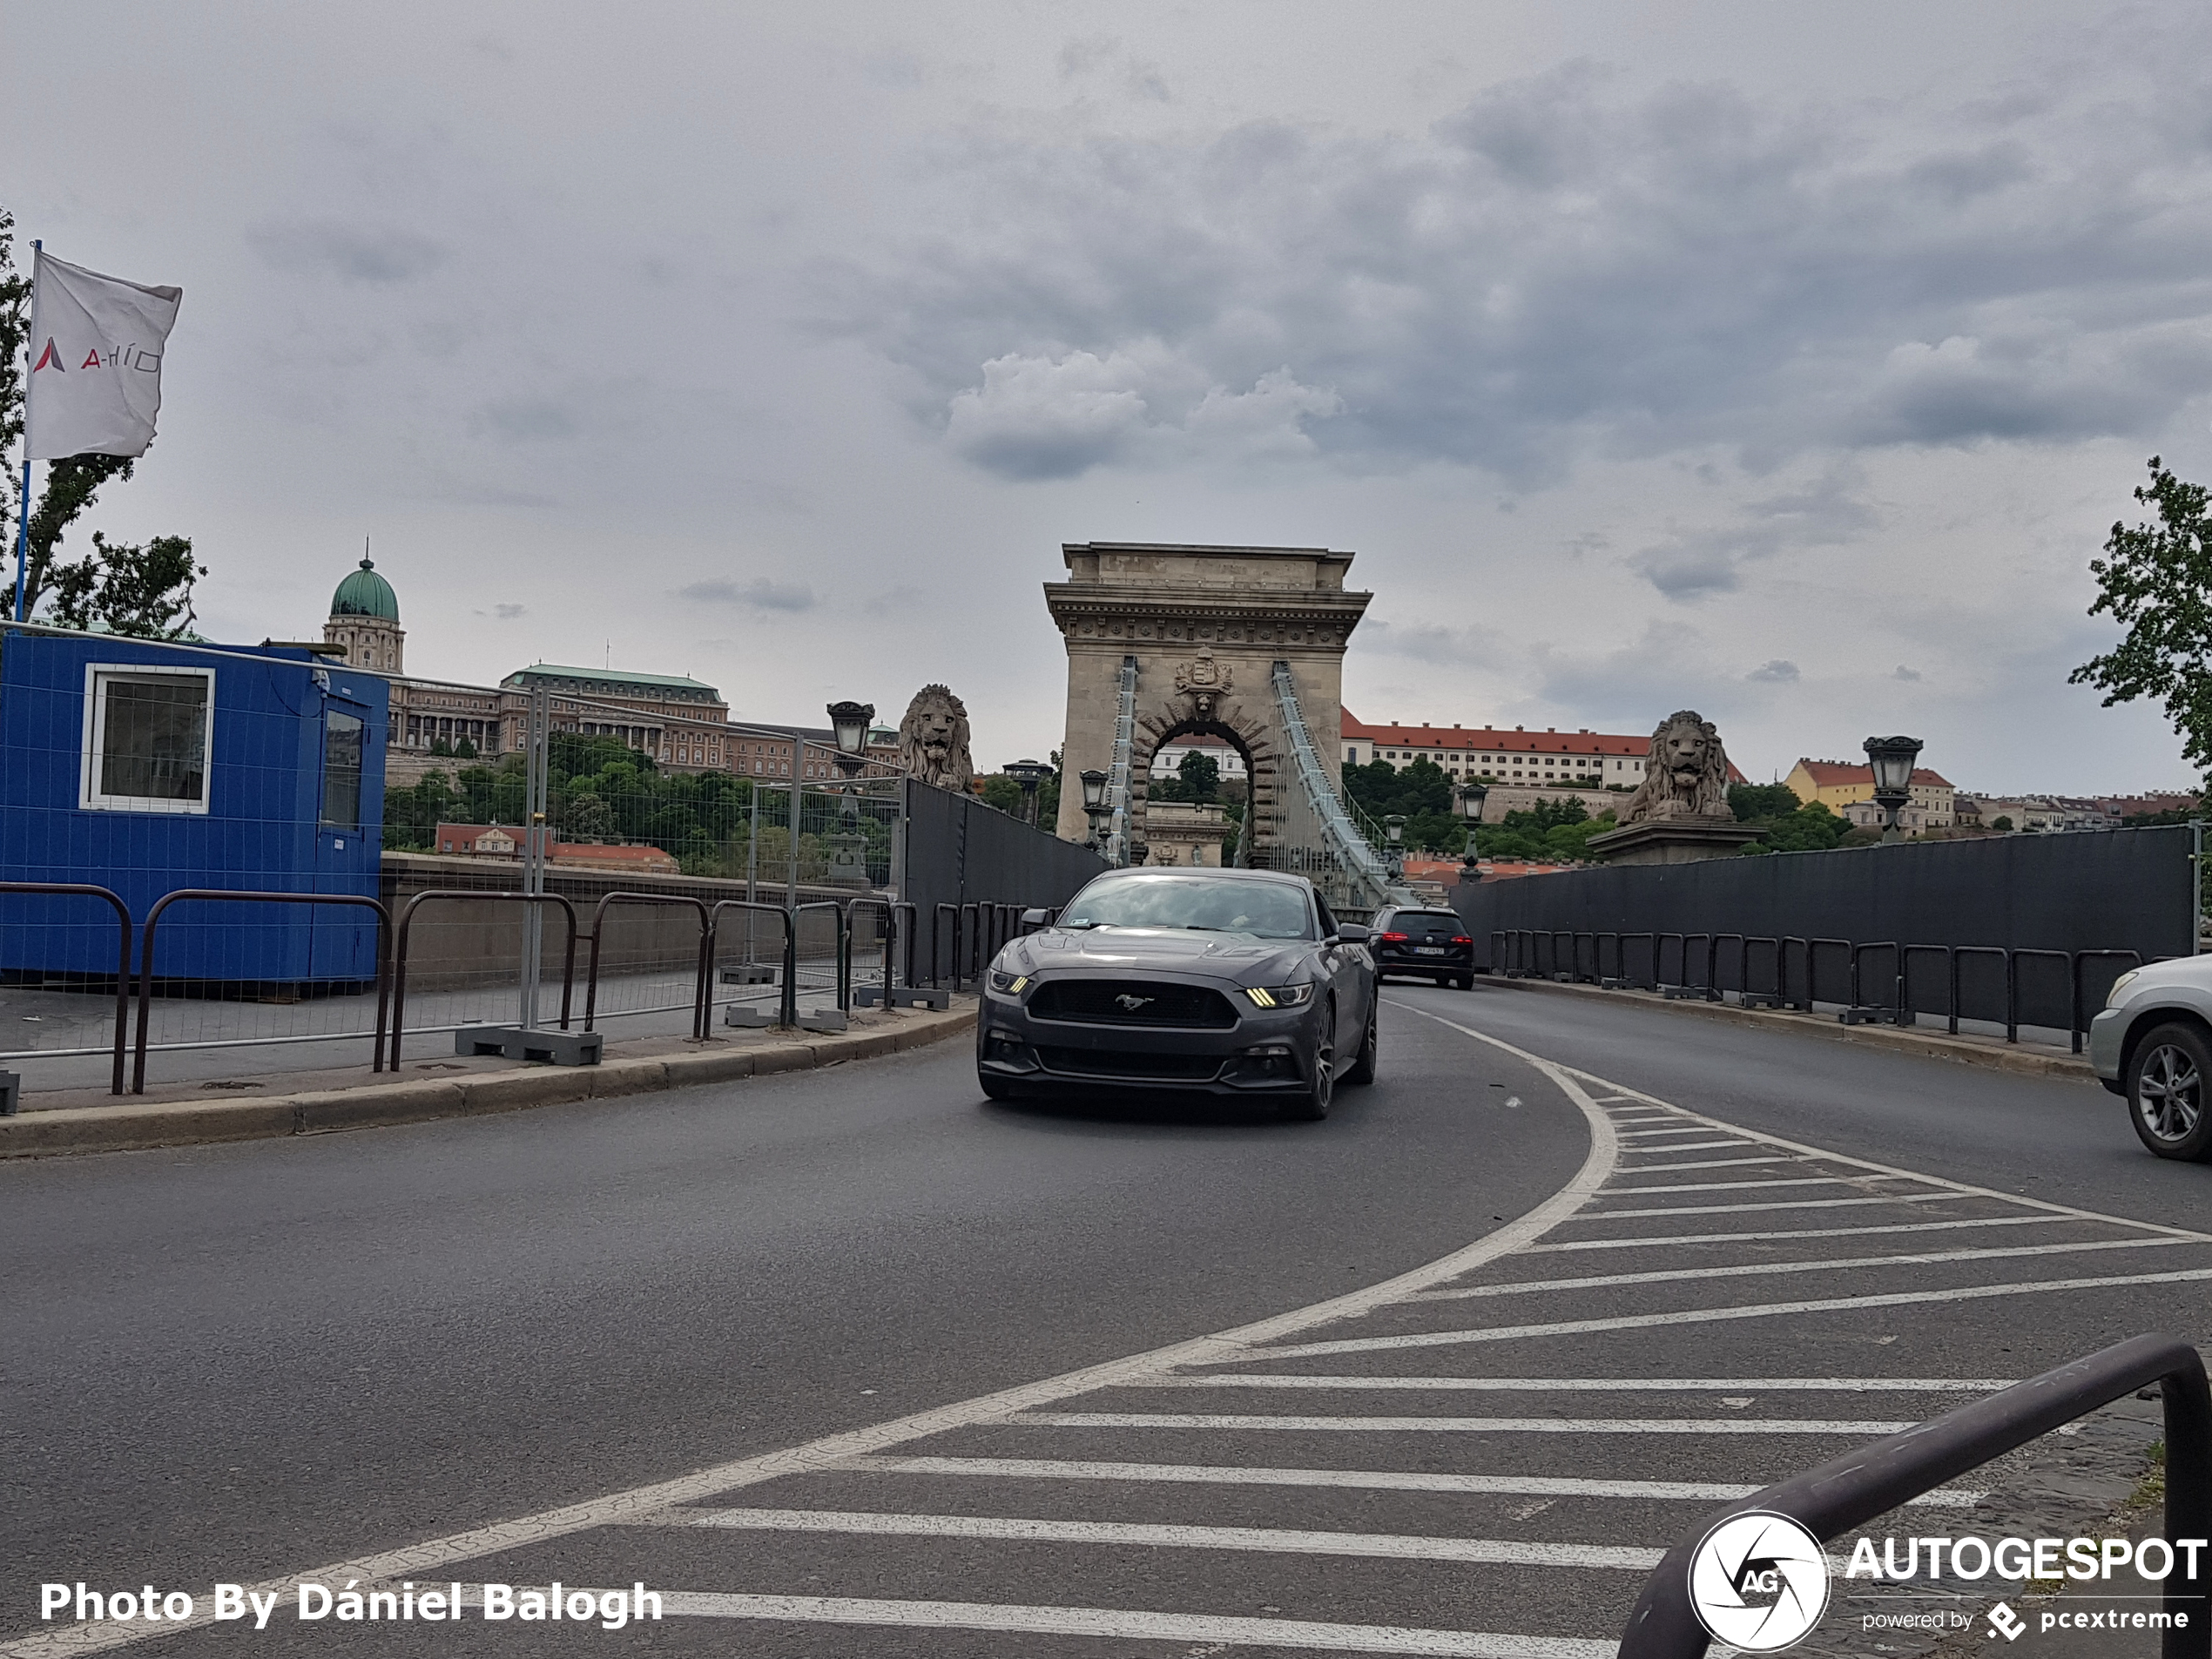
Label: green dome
xmin=331 ymin=557 xmax=399 ymax=623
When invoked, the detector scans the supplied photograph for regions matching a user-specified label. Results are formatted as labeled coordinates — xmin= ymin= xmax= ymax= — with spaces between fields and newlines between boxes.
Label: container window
xmin=321 ymin=709 xmax=365 ymax=828
xmin=82 ymin=666 xmax=214 ymax=813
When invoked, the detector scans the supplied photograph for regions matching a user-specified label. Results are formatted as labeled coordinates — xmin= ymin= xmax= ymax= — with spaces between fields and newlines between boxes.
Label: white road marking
xmin=1616 ymin=1126 xmax=1728 ymax=1138
xmin=833 ymin=1452 xmax=1989 ymax=1506
xmin=1582 ymin=1192 xmax=1959 ymax=1219
xmin=625 ymin=1592 xmax=1622 ymax=1658
xmin=1406 ymin=1237 xmax=2195 ymax=1298
xmin=0 ymin=1005 xmax=1637 ymax=1659
xmin=1523 ymin=1215 xmax=2114 ymax=1252
xmin=1231 ymin=1268 xmax=2212 ymax=1361
xmin=1130 ymin=1375 xmax=2015 ymax=1393
xmin=1608 ymin=1156 xmax=1795 ymax=1172
xmin=637 ymin=1506 xmax=1669 ymax=1570
xmin=1597 ymin=1176 xmax=1862 ymax=1194
xmin=1607 ymin=1136 xmax=1754 ymax=1151
xmin=1010 ymin=1413 xmax=1916 ymax=1434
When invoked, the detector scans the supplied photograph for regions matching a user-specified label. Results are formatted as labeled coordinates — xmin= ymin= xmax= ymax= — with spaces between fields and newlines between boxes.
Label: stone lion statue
xmin=1619 ymin=710 xmax=1731 ymax=823
xmin=899 ymin=685 xmax=974 ymax=792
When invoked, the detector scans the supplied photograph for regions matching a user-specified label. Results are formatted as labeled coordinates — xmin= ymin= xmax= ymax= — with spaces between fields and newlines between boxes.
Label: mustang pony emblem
xmin=1114 ymin=994 xmax=1153 ymax=1010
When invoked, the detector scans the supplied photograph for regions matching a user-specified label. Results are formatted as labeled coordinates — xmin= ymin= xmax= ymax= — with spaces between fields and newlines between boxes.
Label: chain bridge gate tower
xmin=1046 ymin=542 xmax=1412 ymax=917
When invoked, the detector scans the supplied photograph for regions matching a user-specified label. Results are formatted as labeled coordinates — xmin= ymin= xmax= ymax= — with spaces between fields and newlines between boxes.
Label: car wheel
xmin=2128 ymin=1023 xmax=2212 ymax=1160
xmin=1282 ymin=1003 xmax=1335 ymax=1121
xmin=1457 ymin=975 xmax=1474 ymax=991
xmin=1344 ymin=1000 xmax=1378 ymax=1086
xmin=978 ymin=1072 xmax=1020 ymax=1103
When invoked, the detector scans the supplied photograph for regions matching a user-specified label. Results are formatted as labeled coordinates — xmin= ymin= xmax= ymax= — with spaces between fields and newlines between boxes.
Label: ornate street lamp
xmin=826 ymin=699 xmax=874 ymax=824
xmin=1080 ymin=767 xmax=1109 ymax=848
xmin=1130 ymin=840 xmax=1150 ymax=866
xmin=1004 ymin=757 xmax=1053 ymax=826
xmin=1458 ymin=781 xmax=1489 ymax=872
xmin=1864 ymin=734 xmax=1924 ymax=843
xmin=1383 ymin=813 xmax=1406 ymax=879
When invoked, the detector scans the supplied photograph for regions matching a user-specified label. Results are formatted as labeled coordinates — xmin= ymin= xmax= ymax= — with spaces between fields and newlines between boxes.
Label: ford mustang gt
xmin=974 ymin=867 xmax=1377 ymax=1119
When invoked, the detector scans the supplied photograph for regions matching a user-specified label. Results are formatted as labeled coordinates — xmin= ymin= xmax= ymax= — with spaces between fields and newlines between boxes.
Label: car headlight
xmin=989 ymin=970 xmax=1029 ymax=994
xmin=1244 ymin=983 xmax=1316 ymax=1008
xmin=2105 ymin=969 xmax=2140 ymax=1008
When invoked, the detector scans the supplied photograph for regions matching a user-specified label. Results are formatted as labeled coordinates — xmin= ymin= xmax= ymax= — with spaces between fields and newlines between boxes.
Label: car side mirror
xmin=1334 ymin=923 xmax=1372 ymax=944
xmin=1021 ymin=907 xmax=1055 ymax=928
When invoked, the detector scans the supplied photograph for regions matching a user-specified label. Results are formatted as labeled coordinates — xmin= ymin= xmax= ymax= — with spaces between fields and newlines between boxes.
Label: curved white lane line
xmin=0 ymin=995 xmax=1616 ymax=1659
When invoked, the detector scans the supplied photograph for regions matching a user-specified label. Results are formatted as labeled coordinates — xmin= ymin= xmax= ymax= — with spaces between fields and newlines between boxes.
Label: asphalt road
xmin=4 ymin=978 xmax=2209 ymax=1657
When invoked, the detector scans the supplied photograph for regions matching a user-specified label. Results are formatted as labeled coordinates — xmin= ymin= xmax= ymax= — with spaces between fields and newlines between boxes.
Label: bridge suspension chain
xmin=1269 ymin=660 xmax=1413 ymax=917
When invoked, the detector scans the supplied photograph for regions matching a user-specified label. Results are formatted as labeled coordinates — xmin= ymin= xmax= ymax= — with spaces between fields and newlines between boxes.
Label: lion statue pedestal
xmin=1584 ymin=710 xmax=1762 ymax=866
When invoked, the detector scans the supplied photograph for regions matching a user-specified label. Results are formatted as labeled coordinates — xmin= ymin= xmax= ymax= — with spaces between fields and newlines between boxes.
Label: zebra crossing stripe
xmin=1008 ymin=1413 xmax=1918 ymax=1433
xmin=1522 ymin=1215 xmax=2104 ymax=1251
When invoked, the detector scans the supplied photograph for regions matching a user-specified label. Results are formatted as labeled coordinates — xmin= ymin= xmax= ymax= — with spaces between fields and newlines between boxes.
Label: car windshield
xmin=1060 ymin=874 xmax=1315 ymax=940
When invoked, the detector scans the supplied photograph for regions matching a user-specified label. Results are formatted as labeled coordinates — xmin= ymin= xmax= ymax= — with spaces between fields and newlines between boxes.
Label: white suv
xmin=2089 ymin=957 xmax=2212 ymax=1161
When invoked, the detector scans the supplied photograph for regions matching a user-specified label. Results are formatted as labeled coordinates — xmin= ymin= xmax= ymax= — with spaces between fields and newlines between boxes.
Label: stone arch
xmin=1130 ymin=709 xmax=1283 ymax=867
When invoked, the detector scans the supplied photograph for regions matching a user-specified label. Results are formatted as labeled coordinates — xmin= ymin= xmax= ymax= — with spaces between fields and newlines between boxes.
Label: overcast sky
xmin=9 ymin=2 xmax=2211 ymax=793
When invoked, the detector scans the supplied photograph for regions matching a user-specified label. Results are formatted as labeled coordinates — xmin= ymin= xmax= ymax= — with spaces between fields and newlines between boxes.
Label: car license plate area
xmin=1415 ymin=947 xmax=1446 ymax=955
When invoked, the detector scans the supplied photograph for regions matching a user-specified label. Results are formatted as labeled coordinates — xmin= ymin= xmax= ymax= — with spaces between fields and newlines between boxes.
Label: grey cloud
xmin=493 ymin=604 xmax=526 ymax=620
xmin=1746 ymin=659 xmax=1800 ymax=684
xmin=472 ymin=396 xmax=579 ymax=442
xmin=247 ymin=219 xmax=449 ymax=285
xmin=837 ymin=55 xmax=2212 ymax=480
xmin=1630 ymin=467 xmax=1878 ymax=599
xmin=1895 ymin=664 xmax=1923 ymax=681
xmin=678 ymin=577 xmax=817 ymax=612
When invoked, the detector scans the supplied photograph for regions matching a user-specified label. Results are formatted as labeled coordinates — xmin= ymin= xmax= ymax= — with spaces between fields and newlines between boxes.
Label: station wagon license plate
xmin=1415 ymin=947 xmax=1446 ymax=955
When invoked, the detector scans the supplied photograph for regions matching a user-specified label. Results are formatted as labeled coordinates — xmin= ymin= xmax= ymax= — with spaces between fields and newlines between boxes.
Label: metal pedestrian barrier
xmin=1618 ymin=1333 xmax=2211 ymax=1658
xmin=389 ymin=890 xmax=577 ymax=1068
xmin=0 ymin=881 xmax=135 ymax=1098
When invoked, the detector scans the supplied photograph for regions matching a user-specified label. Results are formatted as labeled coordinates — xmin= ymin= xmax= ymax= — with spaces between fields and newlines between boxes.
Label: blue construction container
xmin=0 ymin=631 xmax=388 ymax=988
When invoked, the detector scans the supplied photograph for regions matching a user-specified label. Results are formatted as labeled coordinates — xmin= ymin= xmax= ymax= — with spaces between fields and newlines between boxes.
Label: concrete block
xmin=796 ymin=1008 xmax=849 ymax=1033
xmin=884 ymin=988 xmax=951 ymax=1011
xmin=718 ymin=964 xmax=778 ymax=985
xmin=294 ymin=1081 xmax=469 ymax=1134
xmin=751 ymin=1043 xmax=818 ymax=1076
xmin=455 ymin=1025 xmax=604 ymax=1065
xmin=589 ymin=1061 xmax=669 ymax=1098
xmin=665 ymin=1048 xmax=757 ymax=1085
xmin=724 ymin=1006 xmax=783 ymax=1029
xmin=462 ymin=1069 xmax=593 ymax=1116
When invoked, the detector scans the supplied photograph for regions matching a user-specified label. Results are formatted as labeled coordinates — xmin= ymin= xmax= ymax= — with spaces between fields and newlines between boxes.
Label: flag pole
xmin=12 ymin=239 xmax=38 ymax=624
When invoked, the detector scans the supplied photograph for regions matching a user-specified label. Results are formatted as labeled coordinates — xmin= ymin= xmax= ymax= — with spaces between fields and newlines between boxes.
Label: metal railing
xmin=582 ymin=892 xmax=712 ymax=1039
xmin=0 ymin=881 xmax=134 ymax=1096
xmin=1618 ymin=1332 xmax=2210 ymax=1658
xmin=706 ymin=900 xmax=799 ymax=1029
xmin=1486 ymin=927 xmax=2147 ymax=1051
xmin=389 ymin=890 xmax=577 ymax=1068
xmin=134 ymin=890 xmax=394 ymax=1093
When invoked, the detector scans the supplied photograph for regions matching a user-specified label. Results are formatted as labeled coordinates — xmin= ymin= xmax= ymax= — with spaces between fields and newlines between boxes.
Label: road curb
xmin=1482 ymin=973 xmax=2098 ymax=1081
xmin=0 ymin=1006 xmax=977 ymax=1159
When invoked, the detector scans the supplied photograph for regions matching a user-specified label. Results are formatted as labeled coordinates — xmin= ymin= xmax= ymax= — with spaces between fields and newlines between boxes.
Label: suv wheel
xmin=1282 ymin=1003 xmax=1334 ymax=1121
xmin=2127 ymin=1022 xmax=2212 ymax=1161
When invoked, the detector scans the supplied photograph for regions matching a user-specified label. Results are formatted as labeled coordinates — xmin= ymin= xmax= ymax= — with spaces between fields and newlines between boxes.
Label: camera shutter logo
xmin=1687 ymin=1511 xmax=1831 ymax=1651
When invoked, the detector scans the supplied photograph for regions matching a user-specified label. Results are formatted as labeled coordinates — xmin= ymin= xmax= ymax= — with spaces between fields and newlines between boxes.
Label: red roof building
xmin=1339 ymin=712 xmax=1745 ymax=787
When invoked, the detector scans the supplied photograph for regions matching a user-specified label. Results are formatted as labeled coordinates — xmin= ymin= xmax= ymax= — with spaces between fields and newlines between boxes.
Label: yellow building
xmin=1784 ymin=759 xmax=1955 ymax=826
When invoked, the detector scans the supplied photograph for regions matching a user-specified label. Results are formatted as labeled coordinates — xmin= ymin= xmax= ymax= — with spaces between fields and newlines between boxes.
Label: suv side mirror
xmin=1021 ymin=907 xmax=1056 ymax=928
xmin=1334 ymin=923 xmax=1373 ymax=944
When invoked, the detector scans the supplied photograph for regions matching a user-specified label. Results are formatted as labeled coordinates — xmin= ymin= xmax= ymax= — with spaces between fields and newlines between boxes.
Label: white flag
xmin=24 ymin=250 xmax=184 ymax=460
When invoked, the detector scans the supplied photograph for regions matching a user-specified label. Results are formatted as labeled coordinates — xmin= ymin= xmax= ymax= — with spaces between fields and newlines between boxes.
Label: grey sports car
xmin=974 ymin=867 xmax=1378 ymax=1119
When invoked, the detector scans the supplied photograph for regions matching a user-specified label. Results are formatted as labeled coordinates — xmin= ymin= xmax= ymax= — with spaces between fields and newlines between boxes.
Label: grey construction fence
xmin=900 ymin=778 xmax=1109 ymax=984
xmin=1453 ymin=826 xmax=2196 ymax=1048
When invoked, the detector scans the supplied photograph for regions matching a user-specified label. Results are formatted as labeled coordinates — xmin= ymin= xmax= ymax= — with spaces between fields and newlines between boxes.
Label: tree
xmin=0 ymin=206 xmax=200 ymax=631
xmin=1991 ymin=814 xmax=2014 ymax=833
xmin=2071 ymin=457 xmax=2212 ymax=784
xmin=1729 ymin=783 xmax=1802 ymax=821
xmin=1177 ymin=750 xmax=1220 ymax=803
xmin=979 ymin=774 xmax=1023 ymax=815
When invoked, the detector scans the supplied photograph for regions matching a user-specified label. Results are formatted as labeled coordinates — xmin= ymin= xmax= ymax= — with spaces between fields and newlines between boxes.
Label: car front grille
xmin=1035 ymin=1046 xmax=1226 ymax=1082
xmin=1028 ymin=980 xmax=1239 ymax=1029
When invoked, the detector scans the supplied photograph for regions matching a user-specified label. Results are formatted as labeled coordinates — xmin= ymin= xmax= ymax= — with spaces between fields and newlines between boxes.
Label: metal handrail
xmin=1617 ymin=1332 xmax=2211 ymax=1658
xmin=892 ymin=901 xmax=918 ymax=989
xmin=582 ymin=891 xmax=711 ymax=1038
xmin=1781 ymin=936 xmax=1811 ymax=1010
xmin=390 ymin=890 xmax=576 ymax=1068
xmin=1850 ymin=941 xmax=1901 ymax=1019
xmin=0 ymin=881 xmax=134 ymax=1096
xmin=1805 ymin=937 xmax=1852 ymax=1009
xmin=1656 ymin=932 xmax=1688 ymax=989
xmin=847 ymin=897 xmax=900 ymax=1001
xmin=930 ymin=903 xmax=960 ymax=990
xmin=705 ymin=900 xmax=798 ymax=1028
xmin=136 ymin=889 xmax=395 ymax=1093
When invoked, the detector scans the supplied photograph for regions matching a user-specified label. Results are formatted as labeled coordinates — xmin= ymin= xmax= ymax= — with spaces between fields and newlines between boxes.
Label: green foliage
xmin=1733 ymin=798 xmax=1847 ymax=855
xmin=2071 ymin=458 xmax=2212 ymax=786
xmin=979 ymin=774 xmax=1023 ymax=815
xmin=1341 ymin=757 xmax=1464 ymax=852
xmin=1990 ymin=814 xmax=2014 ymax=833
xmin=1475 ymin=796 xmax=1617 ymax=863
xmin=0 ymin=207 xmax=200 ymax=624
xmin=1729 ymin=782 xmax=1802 ymax=821
xmin=45 ymin=530 xmax=205 ymax=637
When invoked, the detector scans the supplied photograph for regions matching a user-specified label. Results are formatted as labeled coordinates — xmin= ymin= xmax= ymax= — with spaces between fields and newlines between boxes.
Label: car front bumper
xmin=976 ymin=977 xmax=1324 ymax=1095
xmin=2087 ymin=1006 xmax=2128 ymax=1093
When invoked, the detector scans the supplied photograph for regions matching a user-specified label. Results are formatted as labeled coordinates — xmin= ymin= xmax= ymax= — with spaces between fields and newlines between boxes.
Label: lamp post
xmin=1458 ymin=781 xmax=1489 ymax=874
xmin=1864 ymin=734 xmax=1924 ymax=844
xmin=1004 ymin=757 xmax=1053 ymax=826
xmin=1130 ymin=840 xmax=1150 ymax=867
xmin=1080 ymin=767 xmax=1109 ymax=851
xmin=823 ymin=699 xmax=875 ymax=887
xmin=1383 ymin=813 xmax=1406 ymax=880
